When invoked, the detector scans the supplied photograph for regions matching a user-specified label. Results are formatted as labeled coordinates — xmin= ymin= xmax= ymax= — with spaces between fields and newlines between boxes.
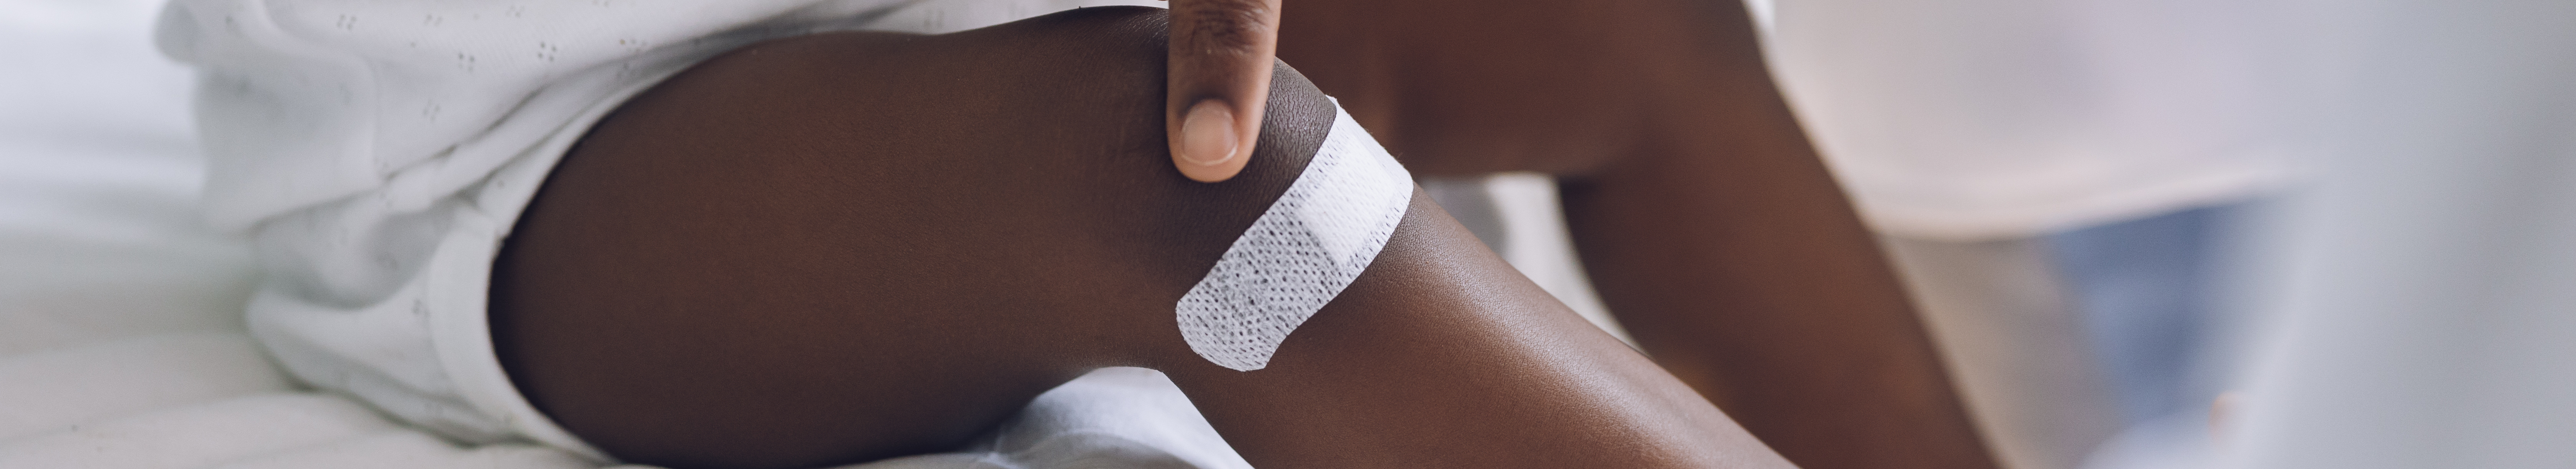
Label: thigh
xmin=491 ymin=7 xmax=1334 ymax=468
xmin=494 ymin=7 xmax=1780 ymax=469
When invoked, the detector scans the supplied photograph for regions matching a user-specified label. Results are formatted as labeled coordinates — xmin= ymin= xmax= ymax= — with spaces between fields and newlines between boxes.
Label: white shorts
xmin=245 ymin=140 xmax=614 ymax=459
xmin=162 ymin=0 xmax=1165 ymax=462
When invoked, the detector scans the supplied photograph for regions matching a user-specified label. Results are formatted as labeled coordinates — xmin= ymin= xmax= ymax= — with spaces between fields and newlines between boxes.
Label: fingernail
xmin=1179 ymin=100 xmax=1239 ymax=166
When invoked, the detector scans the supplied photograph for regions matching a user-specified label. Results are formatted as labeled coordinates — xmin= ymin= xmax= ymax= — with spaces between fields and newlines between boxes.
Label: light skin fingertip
xmin=1176 ymin=99 xmax=1249 ymax=182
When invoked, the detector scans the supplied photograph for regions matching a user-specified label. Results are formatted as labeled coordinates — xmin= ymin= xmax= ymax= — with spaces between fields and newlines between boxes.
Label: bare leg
xmin=492 ymin=8 xmax=1787 ymax=469
xmin=1274 ymin=2 xmax=2001 ymax=468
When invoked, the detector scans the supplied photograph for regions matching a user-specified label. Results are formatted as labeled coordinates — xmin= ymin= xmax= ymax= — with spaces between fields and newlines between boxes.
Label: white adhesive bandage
xmin=1177 ymin=103 xmax=1415 ymax=372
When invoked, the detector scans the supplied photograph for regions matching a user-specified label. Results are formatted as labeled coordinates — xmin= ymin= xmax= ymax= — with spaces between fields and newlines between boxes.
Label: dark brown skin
xmin=1272 ymin=2 xmax=1999 ymax=469
xmin=493 ymin=8 xmax=1790 ymax=469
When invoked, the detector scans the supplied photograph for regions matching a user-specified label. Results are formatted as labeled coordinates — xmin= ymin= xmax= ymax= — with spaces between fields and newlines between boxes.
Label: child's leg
xmin=1277 ymin=2 xmax=2000 ymax=468
xmin=491 ymin=7 xmax=1786 ymax=469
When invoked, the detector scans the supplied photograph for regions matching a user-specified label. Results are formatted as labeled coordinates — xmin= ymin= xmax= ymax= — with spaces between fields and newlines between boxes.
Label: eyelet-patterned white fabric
xmin=1177 ymin=103 xmax=1413 ymax=372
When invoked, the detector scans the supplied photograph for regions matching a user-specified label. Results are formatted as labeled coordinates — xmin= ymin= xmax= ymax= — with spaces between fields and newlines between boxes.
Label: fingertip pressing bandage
xmin=1177 ymin=102 xmax=1415 ymax=372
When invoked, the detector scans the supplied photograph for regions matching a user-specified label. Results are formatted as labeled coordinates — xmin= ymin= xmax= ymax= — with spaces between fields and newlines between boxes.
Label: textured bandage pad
xmin=1176 ymin=103 xmax=1414 ymax=372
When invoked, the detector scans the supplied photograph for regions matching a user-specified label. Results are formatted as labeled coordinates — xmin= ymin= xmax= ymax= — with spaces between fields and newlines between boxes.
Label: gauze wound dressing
xmin=1177 ymin=103 xmax=1415 ymax=372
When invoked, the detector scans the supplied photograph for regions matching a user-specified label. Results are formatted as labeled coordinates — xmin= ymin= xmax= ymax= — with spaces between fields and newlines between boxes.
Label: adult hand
xmin=1162 ymin=0 xmax=1280 ymax=182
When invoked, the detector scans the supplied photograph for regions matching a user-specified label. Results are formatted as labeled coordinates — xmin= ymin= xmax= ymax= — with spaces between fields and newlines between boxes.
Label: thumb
xmin=1163 ymin=0 xmax=1280 ymax=182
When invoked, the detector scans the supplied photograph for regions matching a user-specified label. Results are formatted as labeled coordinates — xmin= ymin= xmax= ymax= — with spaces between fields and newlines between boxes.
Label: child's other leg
xmin=492 ymin=7 xmax=1786 ymax=469
xmin=1277 ymin=2 xmax=2001 ymax=468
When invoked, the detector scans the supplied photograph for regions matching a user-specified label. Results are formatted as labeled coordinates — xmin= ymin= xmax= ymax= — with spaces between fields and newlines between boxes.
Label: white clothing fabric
xmin=2220 ymin=1 xmax=2576 ymax=467
xmin=1765 ymin=0 xmax=2291 ymax=239
xmin=153 ymin=0 xmax=1156 ymax=460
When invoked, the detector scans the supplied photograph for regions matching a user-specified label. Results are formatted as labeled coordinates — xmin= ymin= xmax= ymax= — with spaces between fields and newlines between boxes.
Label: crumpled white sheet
xmin=0 ymin=1 xmax=1248 ymax=467
xmin=0 ymin=332 xmax=1244 ymax=469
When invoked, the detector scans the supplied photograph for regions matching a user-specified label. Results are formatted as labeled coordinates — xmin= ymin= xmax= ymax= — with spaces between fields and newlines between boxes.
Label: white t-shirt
xmin=1764 ymin=0 xmax=2292 ymax=239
